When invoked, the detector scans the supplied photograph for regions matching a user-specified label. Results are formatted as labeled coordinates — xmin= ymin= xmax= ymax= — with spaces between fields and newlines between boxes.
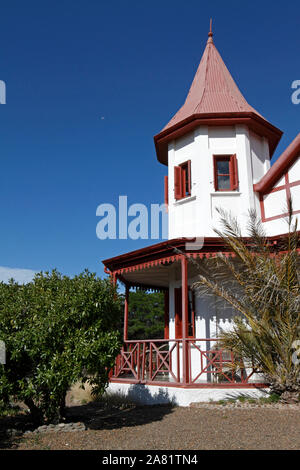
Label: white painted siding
xmin=260 ymin=153 xmax=300 ymax=234
xmin=167 ymin=125 xmax=270 ymax=238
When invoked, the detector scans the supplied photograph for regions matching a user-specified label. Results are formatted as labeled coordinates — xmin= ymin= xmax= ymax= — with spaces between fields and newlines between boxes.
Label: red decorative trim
xmin=285 ymin=173 xmax=291 ymax=201
xmin=103 ymin=235 xmax=300 ymax=275
xmin=104 ymin=238 xmax=231 ymax=272
xmin=112 ymin=252 xmax=240 ymax=276
xmin=260 ymin=170 xmax=300 ymax=222
xmin=254 ymin=133 xmax=300 ymax=194
xmin=262 ymin=209 xmax=300 ymax=223
xmin=259 ymin=193 xmax=266 ymax=221
xmin=154 ymin=113 xmax=283 ymax=166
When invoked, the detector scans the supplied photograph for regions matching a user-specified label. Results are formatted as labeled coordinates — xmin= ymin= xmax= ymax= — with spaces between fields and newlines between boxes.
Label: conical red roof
xmin=163 ymin=34 xmax=264 ymax=131
xmin=154 ymin=30 xmax=282 ymax=165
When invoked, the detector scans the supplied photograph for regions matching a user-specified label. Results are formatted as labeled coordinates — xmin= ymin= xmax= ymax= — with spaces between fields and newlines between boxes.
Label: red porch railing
xmin=113 ymin=339 xmax=181 ymax=383
xmin=110 ymin=338 xmax=264 ymax=388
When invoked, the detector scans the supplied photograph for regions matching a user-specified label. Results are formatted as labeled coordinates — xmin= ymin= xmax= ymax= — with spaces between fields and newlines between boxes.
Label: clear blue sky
xmin=0 ymin=0 xmax=299 ymax=281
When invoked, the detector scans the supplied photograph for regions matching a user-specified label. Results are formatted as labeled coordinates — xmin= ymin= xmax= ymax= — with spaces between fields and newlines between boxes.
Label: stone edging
xmin=190 ymin=402 xmax=300 ymax=410
xmin=5 ymin=421 xmax=86 ymax=437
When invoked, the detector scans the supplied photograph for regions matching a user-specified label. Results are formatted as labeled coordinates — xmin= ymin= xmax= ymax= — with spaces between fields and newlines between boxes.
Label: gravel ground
xmin=1 ymin=402 xmax=300 ymax=450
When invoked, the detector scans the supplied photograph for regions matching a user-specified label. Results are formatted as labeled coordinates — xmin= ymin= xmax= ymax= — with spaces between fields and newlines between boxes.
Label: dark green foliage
xmin=0 ymin=269 xmax=122 ymax=423
xmin=194 ymin=208 xmax=300 ymax=401
xmin=127 ymin=291 xmax=165 ymax=340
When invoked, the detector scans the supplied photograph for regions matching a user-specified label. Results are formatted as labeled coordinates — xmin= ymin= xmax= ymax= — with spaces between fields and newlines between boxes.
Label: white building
xmin=104 ymin=27 xmax=300 ymax=405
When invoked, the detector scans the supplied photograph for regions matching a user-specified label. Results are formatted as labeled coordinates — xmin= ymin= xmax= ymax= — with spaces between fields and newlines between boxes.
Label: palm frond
xmin=192 ymin=208 xmax=300 ymax=397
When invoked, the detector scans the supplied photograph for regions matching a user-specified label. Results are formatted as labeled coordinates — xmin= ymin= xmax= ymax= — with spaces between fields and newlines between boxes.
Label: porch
xmin=104 ymin=238 xmax=267 ymax=389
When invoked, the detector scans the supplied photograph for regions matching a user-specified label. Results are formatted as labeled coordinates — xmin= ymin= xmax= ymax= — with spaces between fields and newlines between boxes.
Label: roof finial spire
xmin=207 ymin=18 xmax=213 ymax=43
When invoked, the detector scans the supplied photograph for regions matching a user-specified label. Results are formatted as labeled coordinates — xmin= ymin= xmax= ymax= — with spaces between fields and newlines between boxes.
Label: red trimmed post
xmin=164 ymin=290 xmax=169 ymax=339
xmin=181 ymin=255 xmax=189 ymax=384
xmin=124 ymin=284 xmax=129 ymax=342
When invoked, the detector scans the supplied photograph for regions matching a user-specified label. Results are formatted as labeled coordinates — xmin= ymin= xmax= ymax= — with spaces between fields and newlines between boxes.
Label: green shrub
xmin=0 ymin=269 xmax=122 ymax=423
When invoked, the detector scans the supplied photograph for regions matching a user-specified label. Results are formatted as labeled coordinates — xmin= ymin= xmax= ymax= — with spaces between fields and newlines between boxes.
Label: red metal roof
xmin=162 ymin=34 xmax=264 ymax=131
xmin=102 ymin=234 xmax=295 ymax=274
xmin=254 ymin=133 xmax=300 ymax=194
xmin=154 ymin=30 xmax=282 ymax=165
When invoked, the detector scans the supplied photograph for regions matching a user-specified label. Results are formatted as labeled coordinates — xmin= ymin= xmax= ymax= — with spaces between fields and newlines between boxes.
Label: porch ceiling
xmin=103 ymin=237 xmax=228 ymax=271
xmin=116 ymin=259 xmax=204 ymax=290
xmin=120 ymin=262 xmax=175 ymax=289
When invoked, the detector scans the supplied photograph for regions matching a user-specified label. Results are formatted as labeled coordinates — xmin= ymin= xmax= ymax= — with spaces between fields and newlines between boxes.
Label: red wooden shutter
xmin=187 ymin=160 xmax=191 ymax=195
xmin=174 ymin=166 xmax=182 ymax=200
xmin=231 ymin=154 xmax=238 ymax=190
xmin=164 ymin=175 xmax=169 ymax=208
xmin=182 ymin=167 xmax=187 ymax=196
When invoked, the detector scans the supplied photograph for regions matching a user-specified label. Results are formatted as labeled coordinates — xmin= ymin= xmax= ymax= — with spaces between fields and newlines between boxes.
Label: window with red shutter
xmin=213 ymin=154 xmax=239 ymax=191
xmin=174 ymin=160 xmax=192 ymax=200
xmin=231 ymin=154 xmax=238 ymax=190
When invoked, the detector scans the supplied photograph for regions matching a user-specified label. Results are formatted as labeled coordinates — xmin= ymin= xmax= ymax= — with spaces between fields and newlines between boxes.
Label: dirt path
xmin=3 ymin=403 xmax=300 ymax=450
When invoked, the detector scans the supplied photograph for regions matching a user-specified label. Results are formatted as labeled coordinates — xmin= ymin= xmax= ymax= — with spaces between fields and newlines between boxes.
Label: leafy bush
xmin=0 ymin=269 xmax=122 ymax=423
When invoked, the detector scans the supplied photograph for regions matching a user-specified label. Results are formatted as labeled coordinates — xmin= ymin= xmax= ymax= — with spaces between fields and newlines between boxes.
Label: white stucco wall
xmin=250 ymin=131 xmax=270 ymax=183
xmin=107 ymin=382 xmax=269 ymax=406
xmin=167 ymin=125 xmax=271 ymax=239
xmin=167 ymin=124 xmax=300 ymax=239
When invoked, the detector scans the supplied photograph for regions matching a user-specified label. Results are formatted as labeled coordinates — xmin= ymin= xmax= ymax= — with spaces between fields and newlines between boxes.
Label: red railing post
xmin=141 ymin=342 xmax=146 ymax=381
xmin=150 ymin=343 xmax=153 ymax=380
xmin=124 ymin=284 xmax=129 ymax=342
xmin=177 ymin=341 xmax=180 ymax=381
xmin=181 ymin=255 xmax=190 ymax=384
xmin=137 ymin=342 xmax=140 ymax=380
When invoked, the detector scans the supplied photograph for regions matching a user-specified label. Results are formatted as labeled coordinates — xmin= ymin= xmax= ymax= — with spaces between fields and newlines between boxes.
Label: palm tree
xmin=193 ymin=207 xmax=300 ymax=402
